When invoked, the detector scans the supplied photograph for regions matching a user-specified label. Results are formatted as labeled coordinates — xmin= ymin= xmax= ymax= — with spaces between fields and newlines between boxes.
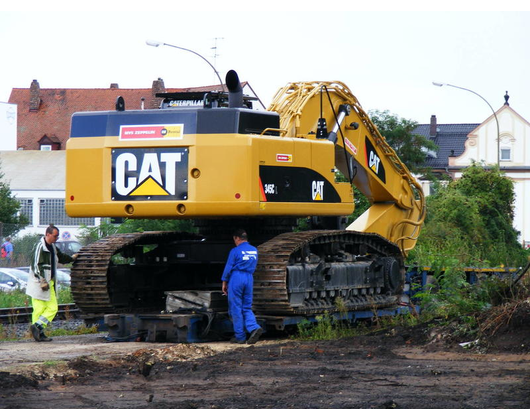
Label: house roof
xmin=413 ymin=122 xmax=479 ymax=169
xmin=0 ymin=150 xmax=65 ymax=190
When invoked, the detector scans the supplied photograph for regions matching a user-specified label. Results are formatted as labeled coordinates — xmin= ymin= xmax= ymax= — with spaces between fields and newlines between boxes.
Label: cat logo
xmin=312 ymin=180 xmax=324 ymax=201
xmin=365 ymin=137 xmax=386 ymax=183
xmin=368 ymin=151 xmax=381 ymax=173
xmin=112 ymin=148 xmax=188 ymax=201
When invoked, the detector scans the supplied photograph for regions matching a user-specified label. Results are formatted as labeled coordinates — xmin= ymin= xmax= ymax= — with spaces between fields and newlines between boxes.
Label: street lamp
xmin=432 ymin=82 xmax=500 ymax=166
xmin=146 ymin=40 xmax=225 ymax=91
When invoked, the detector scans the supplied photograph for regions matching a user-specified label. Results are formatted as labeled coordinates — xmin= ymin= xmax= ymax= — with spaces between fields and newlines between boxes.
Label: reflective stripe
xmin=32 ymin=241 xmax=44 ymax=278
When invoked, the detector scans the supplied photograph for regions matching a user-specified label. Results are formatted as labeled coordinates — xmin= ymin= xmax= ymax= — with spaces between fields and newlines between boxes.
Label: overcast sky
xmin=1 ymin=3 xmax=529 ymax=125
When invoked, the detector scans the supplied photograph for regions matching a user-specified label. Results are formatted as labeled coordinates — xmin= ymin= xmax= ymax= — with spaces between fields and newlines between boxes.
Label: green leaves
xmin=0 ymin=162 xmax=29 ymax=237
xmin=410 ymin=162 xmax=527 ymax=267
xmin=368 ymin=109 xmax=438 ymax=174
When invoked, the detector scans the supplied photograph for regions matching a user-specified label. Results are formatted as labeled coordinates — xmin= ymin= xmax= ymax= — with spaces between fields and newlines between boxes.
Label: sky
xmin=1 ymin=2 xmax=529 ymax=125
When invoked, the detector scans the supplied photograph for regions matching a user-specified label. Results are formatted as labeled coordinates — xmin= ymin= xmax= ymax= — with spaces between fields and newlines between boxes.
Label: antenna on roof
xmin=211 ymin=37 xmax=224 ymax=71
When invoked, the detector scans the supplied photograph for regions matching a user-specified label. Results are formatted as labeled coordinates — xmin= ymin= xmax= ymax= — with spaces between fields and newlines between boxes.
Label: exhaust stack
xmin=225 ymin=70 xmax=243 ymax=108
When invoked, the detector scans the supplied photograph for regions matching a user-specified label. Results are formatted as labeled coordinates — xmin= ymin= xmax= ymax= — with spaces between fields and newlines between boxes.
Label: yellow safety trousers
xmin=31 ymin=280 xmax=58 ymax=327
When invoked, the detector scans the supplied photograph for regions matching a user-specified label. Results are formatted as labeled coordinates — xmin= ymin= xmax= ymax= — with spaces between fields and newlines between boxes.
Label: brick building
xmin=8 ymin=79 xmax=260 ymax=150
xmin=9 ymin=79 xmax=165 ymax=150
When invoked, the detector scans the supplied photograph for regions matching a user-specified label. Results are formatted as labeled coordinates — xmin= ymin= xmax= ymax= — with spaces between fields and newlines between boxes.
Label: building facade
xmin=0 ymin=150 xmax=98 ymax=241
xmin=0 ymin=102 xmax=17 ymax=151
xmin=414 ymin=97 xmax=530 ymax=248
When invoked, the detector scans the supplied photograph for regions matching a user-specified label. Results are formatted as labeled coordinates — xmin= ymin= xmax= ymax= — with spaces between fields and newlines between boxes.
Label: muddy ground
xmin=1 ymin=302 xmax=530 ymax=409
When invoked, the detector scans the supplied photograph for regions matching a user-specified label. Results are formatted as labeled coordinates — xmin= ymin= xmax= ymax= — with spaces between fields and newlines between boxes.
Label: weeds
xmin=0 ymin=287 xmax=95 ymax=341
xmin=0 ymin=288 xmax=72 ymax=308
xmin=297 ymin=297 xmax=362 ymax=340
xmin=295 ymin=260 xmax=526 ymax=341
xmin=46 ymin=324 xmax=98 ymax=337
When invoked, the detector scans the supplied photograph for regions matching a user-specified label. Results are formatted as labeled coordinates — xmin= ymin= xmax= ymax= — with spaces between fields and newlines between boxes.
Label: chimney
xmin=29 ymin=79 xmax=41 ymax=111
xmin=110 ymin=83 xmax=119 ymax=89
xmin=150 ymin=78 xmax=166 ymax=109
xmin=429 ymin=115 xmax=437 ymax=139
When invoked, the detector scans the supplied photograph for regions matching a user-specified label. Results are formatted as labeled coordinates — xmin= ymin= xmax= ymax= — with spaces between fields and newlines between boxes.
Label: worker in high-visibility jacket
xmin=26 ymin=224 xmax=76 ymax=342
xmin=221 ymin=229 xmax=263 ymax=345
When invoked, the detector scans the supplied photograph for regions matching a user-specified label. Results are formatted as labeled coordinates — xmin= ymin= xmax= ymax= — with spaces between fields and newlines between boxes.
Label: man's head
xmin=233 ymin=229 xmax=248 ymax=246
xmin=45 ymin=224 xmax=60 ymax=245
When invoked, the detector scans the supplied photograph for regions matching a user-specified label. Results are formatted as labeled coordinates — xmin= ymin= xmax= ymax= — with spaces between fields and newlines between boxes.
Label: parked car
xmin=0 ymin=268 xmax=29 ymax=292
xmin=55 ymin=241 xmax=82 ymax=257
xmin=57 ymin=268 xmax=71 ymax=288
xmin=14 ymin=267 xmax=71 ymax=289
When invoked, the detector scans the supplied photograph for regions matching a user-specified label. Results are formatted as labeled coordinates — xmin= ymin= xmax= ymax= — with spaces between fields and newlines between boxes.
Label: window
xmin=17 ymin=198 xmax=34 ymax=226
xmin=39 ymin=198 xmax=95 ymax=226
xmin=40 ymin=145 xmax=52 ymax=151
xmin=500 ymin=147 xmax=511 ymax=161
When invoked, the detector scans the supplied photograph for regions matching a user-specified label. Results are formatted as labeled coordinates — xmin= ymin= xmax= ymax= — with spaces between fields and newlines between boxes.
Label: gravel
xmin=1 ymin=319 xmax=87 ymax=340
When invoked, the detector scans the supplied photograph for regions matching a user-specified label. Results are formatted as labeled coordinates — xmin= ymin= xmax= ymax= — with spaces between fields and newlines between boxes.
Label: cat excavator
xmin=65 ymin=70 xmax=425 ymax=339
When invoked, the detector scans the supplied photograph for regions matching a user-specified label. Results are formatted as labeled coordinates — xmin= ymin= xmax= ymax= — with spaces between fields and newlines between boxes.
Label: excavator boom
xmin=268 ymin=81 xmax=425 ymax=254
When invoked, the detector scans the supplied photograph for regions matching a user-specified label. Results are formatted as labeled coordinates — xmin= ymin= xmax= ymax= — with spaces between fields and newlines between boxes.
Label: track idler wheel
xmin=382 ymin=257 xmax=402 ymax=294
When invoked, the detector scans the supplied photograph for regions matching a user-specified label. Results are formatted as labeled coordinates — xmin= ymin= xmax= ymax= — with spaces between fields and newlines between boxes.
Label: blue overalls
xmin=221 ymin=241 xmax=260 ymax=341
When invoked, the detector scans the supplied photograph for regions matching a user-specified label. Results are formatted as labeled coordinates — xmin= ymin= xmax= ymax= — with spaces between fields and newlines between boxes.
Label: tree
xmin=409 ymin=163 xmax=527 ymax=267
xmin=450 ymin=163 xmax=523 ymax=262
xmin=0 ymin=162 xmax=28 ymax=237
xmin=369 ymin=110 xmax=438 ymax=174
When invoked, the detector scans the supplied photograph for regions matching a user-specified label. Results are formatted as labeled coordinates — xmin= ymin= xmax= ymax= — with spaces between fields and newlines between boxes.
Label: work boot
xmin=247 ymin=327 xmax=263 ymax=344
xmin=230 ymin=337 xmax=246 ymax=344
xmin=39 ymin=330 xmax=53 ymax=342
xmin=30 ymin=324 xmax=41 ymax=342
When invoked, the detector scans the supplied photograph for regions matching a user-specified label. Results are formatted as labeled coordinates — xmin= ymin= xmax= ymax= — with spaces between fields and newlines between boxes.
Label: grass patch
xmin=0 ymin=287 xmax=96 ymax=341
xmin=0 ymin=288 xmax=73 ymax=308
xmin=295 ymin=310 xmax=422 ymax=341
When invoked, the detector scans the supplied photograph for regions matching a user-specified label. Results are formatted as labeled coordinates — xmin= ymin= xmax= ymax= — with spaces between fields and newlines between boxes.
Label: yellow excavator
xmin=65 ymin=70 xmax=425 ymax=327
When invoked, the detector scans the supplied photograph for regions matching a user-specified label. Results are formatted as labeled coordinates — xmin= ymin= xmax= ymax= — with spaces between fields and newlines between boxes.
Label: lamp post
xmin=432 ymin=82 xmax=500 ymax=166
xmin=146 ymin=40 xmax=225 ymax=91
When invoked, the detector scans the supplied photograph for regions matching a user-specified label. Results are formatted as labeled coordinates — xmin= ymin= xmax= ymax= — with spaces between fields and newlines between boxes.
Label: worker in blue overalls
xmin=221 ymin=229 xmax=263 ymax=344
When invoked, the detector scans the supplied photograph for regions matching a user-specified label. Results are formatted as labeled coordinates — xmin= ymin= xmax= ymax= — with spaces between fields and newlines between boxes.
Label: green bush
xmin=409 ymin=163 xmax=527 ymax=268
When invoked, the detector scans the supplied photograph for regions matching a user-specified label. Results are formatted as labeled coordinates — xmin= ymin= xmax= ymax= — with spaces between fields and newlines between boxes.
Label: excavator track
xmin=72 ymin=230 xmax=404 ymax=319
xmin=70 ymin=231 xmax=203 ymax=317
xmin=254 ymin=230 xmax=403 ymax=315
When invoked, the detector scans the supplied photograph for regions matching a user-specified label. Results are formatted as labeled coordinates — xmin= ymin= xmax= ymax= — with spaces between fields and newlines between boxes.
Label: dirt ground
xmin=1 ymin=302 xmax=530 ymax=409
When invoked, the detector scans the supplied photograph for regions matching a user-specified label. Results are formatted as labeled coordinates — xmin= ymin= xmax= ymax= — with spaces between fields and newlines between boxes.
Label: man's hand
xmin=39 ymin=278 xmax=50 ymax=291
xmin=222 ymin=281 xmax=228 ymax=296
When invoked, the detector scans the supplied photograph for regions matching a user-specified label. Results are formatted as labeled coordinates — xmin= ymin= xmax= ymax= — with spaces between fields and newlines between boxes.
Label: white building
xmin=0 ymin=102 xmax=17 ymax=151
xmin=0 ymin=150 xmax=99 ymax=241
xmin=449 ymin=105 xmax=530 ymax=248
xmin=414 ymin=99 xmax=530 ymax=248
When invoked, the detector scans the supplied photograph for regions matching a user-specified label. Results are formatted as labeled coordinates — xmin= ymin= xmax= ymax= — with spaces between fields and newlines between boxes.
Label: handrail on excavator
xmin=268 ymin=80 xmax=426 ymax=257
